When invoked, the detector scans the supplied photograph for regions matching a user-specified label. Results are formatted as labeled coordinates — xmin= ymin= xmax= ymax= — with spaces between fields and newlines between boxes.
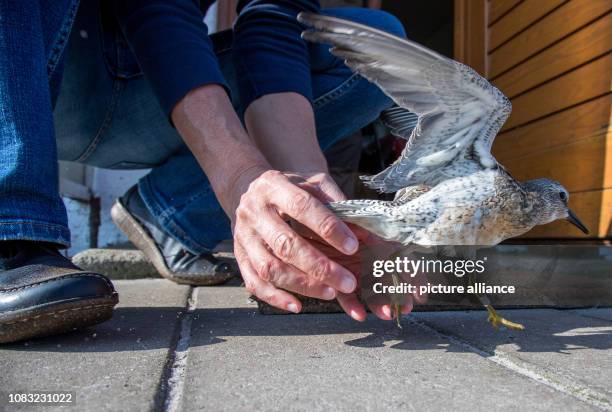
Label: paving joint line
xmin=158 ymin=286 xmax=198 ymax=412
xmin=407 ymin=316 xmax=612 ymax=411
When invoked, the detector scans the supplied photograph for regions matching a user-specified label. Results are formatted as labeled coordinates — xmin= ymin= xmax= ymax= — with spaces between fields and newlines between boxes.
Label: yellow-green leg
xmin=469 ymin=273 xmax=525 ymax=331
xmin=390 ymin=272 xmax=403 ymax=329
xmin=484 ymin=304 xmax=525 ymax=331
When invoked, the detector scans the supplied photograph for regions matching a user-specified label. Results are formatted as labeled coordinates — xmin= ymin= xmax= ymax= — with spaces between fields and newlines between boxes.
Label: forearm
xmin=244 ymin=92 xmax=329 ymax=174
xmin=171 ymin=84 xmax=270 ymax=217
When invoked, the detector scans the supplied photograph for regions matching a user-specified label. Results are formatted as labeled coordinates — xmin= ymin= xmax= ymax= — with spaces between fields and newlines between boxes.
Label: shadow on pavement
xmin=4 ymin=307 xmax=611 ymax=355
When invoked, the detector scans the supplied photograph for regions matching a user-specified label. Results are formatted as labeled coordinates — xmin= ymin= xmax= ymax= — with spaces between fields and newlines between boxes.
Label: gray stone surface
xmin=71 ymin=248 xmax=238 ymax=280
xmin=182 ymin=287 xmax=598 ymax=411
xmin=72 ymin=248 xmax=159 ymax=279
xmin=0 ymin=279 xmax=190 ymax=412
xmin=2 ymin=281 xmax=611 ymax=411
xmin=572 ymin=308 xmax=612 ymax=323
xmin=414 ymin=309 xmax=612 ymax=403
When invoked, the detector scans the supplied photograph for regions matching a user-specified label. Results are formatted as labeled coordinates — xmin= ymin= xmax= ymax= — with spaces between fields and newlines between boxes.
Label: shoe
xmin=0 ymin=241 xmax=118 ymax=344
xmin=111 ymin=186 xmax=237 ymax=286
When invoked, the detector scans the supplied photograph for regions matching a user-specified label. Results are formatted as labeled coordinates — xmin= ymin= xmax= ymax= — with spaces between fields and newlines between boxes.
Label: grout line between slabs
xmin=407 ymin=316 xmax=611 ymax=411
xmin=159 ymin=286 xmax=198 ymax=412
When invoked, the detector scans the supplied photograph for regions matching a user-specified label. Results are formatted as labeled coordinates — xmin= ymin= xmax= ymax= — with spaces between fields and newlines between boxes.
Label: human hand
xmin=297 ymin=226 xmax=428 ymax=322
xmin=232 ymin=170 xmax=360 ymax=313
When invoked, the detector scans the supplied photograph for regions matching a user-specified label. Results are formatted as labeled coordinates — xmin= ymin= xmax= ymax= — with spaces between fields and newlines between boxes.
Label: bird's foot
xmin=485 ymin=305 xmax=525 ymax=331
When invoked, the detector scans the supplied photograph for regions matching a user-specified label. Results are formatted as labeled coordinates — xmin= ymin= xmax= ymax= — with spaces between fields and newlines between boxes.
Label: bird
xmin=298 ymin=12 xmax=589 ymax=330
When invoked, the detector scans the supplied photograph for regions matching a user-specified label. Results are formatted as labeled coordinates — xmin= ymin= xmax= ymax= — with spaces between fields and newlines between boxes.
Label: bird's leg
xmin=390 ymin=271 xmax=403 ymax=329
xmin=484 ymin=304 xmax=524 ymax=330
xmin=469 ymin=273 xmax=525 ymax=331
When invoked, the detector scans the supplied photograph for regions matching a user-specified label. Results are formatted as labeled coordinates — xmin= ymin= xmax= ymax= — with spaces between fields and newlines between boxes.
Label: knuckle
xmin=310 ymin=258 xmax=331 ymax=282
xmin=235 ymin=204 xmax=249 ymax=221
xmin=318 ymin=214 xmax=341 ymax=239
xmin=273 ymin=232 xmax=296 ymax=260
xmin=289 ymin=192 xmax=313 ymax=217
xmin=260 ymin=170 xmax=282 ymax=186
xmin=256 ymin=258 xmax=278 ymax=282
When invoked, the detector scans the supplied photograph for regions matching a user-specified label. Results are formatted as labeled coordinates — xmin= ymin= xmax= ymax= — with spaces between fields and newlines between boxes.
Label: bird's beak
xmin=567 ymin=209 xmax=589 ymax=234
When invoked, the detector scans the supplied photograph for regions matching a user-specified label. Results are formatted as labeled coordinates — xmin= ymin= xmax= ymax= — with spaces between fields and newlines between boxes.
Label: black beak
xmin=567 ymin=209 xmax=589 ymax=234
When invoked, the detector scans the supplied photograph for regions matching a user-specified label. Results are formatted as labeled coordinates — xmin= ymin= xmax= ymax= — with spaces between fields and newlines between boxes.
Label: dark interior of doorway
xmin=381 ymin=0 xmax=454 ymax=58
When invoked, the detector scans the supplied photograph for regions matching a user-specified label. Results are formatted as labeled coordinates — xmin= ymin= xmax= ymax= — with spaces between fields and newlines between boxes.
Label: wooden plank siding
xmin=502 ymin=53 xmax=611 ymax=130
xmin=488 ymin=0 xmax=610 ymax=78
xmin=489 ymin=0 xmax=567 ymax=52
xmin=484 ymin=0 xmax=612 ymax=239
xmin=493 ymin=13 xmax=612 ymax=98
xmin=488 ymin=0 xmax=522 ymax=25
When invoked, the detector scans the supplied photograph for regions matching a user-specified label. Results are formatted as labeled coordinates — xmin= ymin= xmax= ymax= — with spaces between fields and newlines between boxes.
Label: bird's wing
xmin=298 ymin=12 xmax=512 ymax=193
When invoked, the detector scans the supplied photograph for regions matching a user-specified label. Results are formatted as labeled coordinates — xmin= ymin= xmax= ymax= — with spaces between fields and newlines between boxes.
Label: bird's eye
xmin=559 ymin=192 xmax=567 ymax=202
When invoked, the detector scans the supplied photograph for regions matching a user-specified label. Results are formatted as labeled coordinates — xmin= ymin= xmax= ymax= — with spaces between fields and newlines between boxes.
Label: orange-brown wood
xmin=489 ymin=0 xmax=567 ymax=51
xmin=454 ymin=0 xmax=488 ymax=75
xmin=503 ymin=53 xmax=612 ymax=130
xmin=482 ymin=1 xmax=612 ymax=239
xmin=489 ymin=0 xmax=611 ymax=78
xmin=489 ymin=0 xmax=522 ymax=24
xmin=493 ymin=13 xmax=612 ymax=98
xmin=498 ymin=130 xmax=611 ymax=193
xmin=494 ymin=95 xmax=612 ymax=159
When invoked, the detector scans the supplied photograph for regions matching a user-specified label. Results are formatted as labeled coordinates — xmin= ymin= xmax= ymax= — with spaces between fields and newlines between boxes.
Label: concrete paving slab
xmin=572 ymin=308 xmax=612 ymax=323
xmin=414 ymin=309 xmax=612 ymax=404
xmin=182 ymin=287 xmax=595 ymax=411
xmin=72 ymin=249 xmax=158 ymax=279
xmin=0 ymin=279 xmax=189 ymax=412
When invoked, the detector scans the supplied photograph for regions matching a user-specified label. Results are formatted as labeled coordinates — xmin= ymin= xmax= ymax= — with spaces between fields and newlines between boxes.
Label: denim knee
xmin=363 ymin=9 xmax=406 ymax=38
xmin=324 ymin=8 xmax=406 ymax=39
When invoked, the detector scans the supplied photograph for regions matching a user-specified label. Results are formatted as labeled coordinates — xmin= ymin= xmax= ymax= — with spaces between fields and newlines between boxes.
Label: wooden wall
xmin=458 ymin=0 xmax=612 ymax=239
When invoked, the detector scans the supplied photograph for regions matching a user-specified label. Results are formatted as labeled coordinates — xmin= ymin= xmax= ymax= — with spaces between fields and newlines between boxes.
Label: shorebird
xmin=298 ymin=12 xmax=589 ymax=329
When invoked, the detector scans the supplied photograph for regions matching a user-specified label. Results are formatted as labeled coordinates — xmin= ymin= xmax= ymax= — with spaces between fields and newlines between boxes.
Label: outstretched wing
xmin=298 ymin=12 xmax=512 ymax=193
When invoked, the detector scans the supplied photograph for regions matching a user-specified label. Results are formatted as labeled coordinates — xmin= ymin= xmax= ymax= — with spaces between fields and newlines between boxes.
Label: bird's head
xmin=522 ymin=178 xmax=589 ymax=235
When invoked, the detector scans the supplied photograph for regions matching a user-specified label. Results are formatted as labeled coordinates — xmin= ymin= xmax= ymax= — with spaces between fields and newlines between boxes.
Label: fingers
xmin=236 ymin=242 xmax=302 ymax=313
xmin=254 ymin=213 xmax=357 ymax=294
xmin=402 ymin=296 xmax=414 ymax=314
xmin=265 ymin=172 xmax=358 ymax=255
xmin=236 ymin=231 xmax=337 ymax=300
xmin=337 ymin=293 xmax=367 ymax=322
xmin=369 ymin=303 xmax=392 ymax=320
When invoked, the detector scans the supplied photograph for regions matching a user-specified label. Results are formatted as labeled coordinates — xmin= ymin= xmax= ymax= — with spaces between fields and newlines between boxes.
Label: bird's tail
xmin=327 ymin=199 xmax=385 ymax=218
xmin=328 ymin=200 xmax=401 ymax=241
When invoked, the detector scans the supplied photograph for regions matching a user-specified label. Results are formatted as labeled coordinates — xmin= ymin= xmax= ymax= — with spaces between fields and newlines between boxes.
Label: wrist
xmin=244 ymin=92 xmax=329 ymax=174
xmin=171 ymin=84 xmax=271 ymax=216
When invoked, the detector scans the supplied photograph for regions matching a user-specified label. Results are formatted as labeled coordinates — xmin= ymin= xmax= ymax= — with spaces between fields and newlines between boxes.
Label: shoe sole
xmin=0 ymin=295 xmax=118 ymax=344
xmin=111 ymin=200 xmax=233 ymax=286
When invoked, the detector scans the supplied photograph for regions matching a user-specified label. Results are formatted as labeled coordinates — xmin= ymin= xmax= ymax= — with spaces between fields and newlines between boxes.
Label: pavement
xmin=1 ymin=279 xmax=611 ymax=412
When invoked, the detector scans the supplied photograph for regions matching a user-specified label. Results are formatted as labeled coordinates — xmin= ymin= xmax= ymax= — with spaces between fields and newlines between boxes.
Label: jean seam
xmin=0 ymin=222 xmax=70 ymax=247
xmin=313 ymin=72 xmax=361 ymax=109
xmin=0 ymin=221 xmax=68 ymax=229
xmin=75 ymin=79 xmax=124 ymax=162
xmin=47 ymin=0 xmax=81 ymax=78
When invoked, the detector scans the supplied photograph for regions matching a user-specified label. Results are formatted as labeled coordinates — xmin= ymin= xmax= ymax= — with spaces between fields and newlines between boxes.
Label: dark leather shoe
xmin=111 ymin=186 xmax=237 ymax=286
xmin=0 ymin=241 xmax=118 ymax=343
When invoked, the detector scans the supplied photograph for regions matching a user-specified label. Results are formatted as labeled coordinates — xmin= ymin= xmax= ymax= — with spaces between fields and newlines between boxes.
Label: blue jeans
xmin=0 ymin=0 xmax=402 ymax=253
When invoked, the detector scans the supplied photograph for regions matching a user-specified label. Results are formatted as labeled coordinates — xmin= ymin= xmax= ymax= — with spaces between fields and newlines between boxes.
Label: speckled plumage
xmin=299 ymin=13 xmax=586 ymax=246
